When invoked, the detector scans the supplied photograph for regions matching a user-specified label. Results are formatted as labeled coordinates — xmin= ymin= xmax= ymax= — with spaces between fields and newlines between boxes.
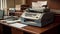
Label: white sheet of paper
xmin=32 ymin=2 xmax=39 ymax=9
xmin=9 ymin=23 xmax=27 ymax=28
xmin=37 ymin=1 xmax=47 ymax=7
xmin=5 ymin=19 xmax=21 ymax=23
xmin=32 ymin=1 xmax=47 ymax=9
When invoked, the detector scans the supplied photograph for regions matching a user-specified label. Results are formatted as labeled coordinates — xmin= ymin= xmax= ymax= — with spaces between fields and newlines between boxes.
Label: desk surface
xmin=0 ymin=16 xmax=60 ymax=34
xmin=22 ymin=22 xmax=59 ymax=34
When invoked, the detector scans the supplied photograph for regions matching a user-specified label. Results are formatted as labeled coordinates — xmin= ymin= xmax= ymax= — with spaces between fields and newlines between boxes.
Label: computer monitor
xmin=0 ymin=10 xmax=4 ymax=19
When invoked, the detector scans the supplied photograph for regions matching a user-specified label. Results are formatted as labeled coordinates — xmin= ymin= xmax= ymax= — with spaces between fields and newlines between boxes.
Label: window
xmin=0 ymin=0 xmax=7 ymax=9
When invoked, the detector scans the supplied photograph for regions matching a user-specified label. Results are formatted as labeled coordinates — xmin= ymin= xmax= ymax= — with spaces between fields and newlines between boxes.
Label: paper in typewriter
xmin=32 ymin=1 xmax=47 ymax=9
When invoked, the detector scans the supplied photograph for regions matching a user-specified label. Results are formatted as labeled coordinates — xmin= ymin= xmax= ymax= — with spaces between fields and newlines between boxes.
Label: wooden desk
xmin=0 ymin=16 xmax=60 ymax=34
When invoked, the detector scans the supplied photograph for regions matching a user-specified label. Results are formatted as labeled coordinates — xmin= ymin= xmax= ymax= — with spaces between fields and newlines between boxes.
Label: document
xmin=37 ymin=1 xmax=47 ymax=7
xmin=32 ymin=1 xmax=47 ymax=9
xmin=32 ymin=2 xmax=39 ymax=9
xmin=9 ymin=23 xmax=27 ymax=28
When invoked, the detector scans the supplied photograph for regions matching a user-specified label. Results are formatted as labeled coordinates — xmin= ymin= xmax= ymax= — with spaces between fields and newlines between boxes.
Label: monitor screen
xmin=0 ymin=10 xmax=4 ymax=19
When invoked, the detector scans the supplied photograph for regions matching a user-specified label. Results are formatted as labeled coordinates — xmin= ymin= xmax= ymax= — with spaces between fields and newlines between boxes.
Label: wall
xmin=15 ymin=0 xmax=23 ymax=5
xmin=48 ymin=0 xmax=60 ymax=9
xmin=7 ymin=0 xmax=25 ymax=8
xmin=0 ymin=0 xmax=1 ymax=8
xmin=7 ymin=0 xmax=47 ymax=8
xmin=7 ymin=0 xmax=14 ymax=8
xmin=48 ymin=0 xmax=60 ymax=14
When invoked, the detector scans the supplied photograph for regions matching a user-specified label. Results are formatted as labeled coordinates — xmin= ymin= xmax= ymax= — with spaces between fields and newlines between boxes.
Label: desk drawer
xmin=11 ymin=28 xmax=23 ymax=34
